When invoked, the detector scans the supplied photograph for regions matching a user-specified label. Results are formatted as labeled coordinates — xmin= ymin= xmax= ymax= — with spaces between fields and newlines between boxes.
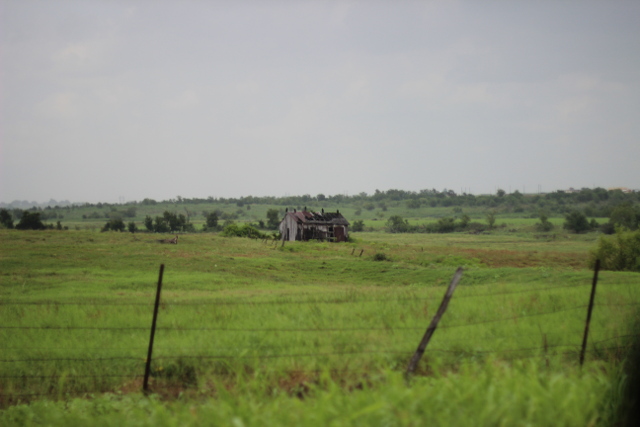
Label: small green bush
xmin=563 ymin=211 xmax=590 ymax=233
xmin=386 ymin=215 xmax=412 ymax=233
xmin=351 ymin=220 xmax=365 ymax=232
xmin=102 ymin=218 xmax=126 ymax=232
xmin=535 ymin=213 xmax=554 ymax=232
xmin=589 ymin=228 xmax=640 ymax=272
xmin=222 ymin=223 xmax=266 ymax=239
xmin=372 ymin=252 xmax=389 ymax=261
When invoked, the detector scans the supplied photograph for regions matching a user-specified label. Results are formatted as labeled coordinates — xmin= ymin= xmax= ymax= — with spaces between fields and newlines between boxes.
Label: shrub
xmin=466 ymin=222 xmax=487 ymax=233
xmin=205 ymin=212 xmax=219 ymax=230
xmin=589 ymin=228 xmax=640 ymax=272
xmin=372 ymin=253 xmax=389 ymax=261
xmin=15 ymin=211 xmax=46 ymax=230
xmin=406 ymin=199 xmax=421 ymax=209
xmin=266 ymin=209 xmax=281 ymax=229
xmin=563 ymin=211 xmax=590 ymax=233
xmin=0 ymin=209 xmax=14 ymax=229
xmin=600 ymin=222 xmax=616 ymax=235
xmin=609 ymin=203 xmax=639 ymax=230
xmin=535 ymin=213 xmax=554 ymax=232
xmin=459 ymin=214 xmax=470 ymax=228
xmin=352 ymin=220 xmax=365 ymax=232
xmin=386 ymin=215 xmax=412 ymax=233
xmin=221 ymin=223 xmax=266 ymax=239
xmin=144 ymin=216 xmax=154 ymax=231
xmin=122 ymin=207 xmax=137 ymax=218
xmin=436 ymin=217 xmax=456 ymax=232
xmin=486 ymin=211 xmax=496 ymax=229
xmin=144 ymin=211 xmax=192 ymax=233
xmin=102 ymin=218 xmax=126 ymax=232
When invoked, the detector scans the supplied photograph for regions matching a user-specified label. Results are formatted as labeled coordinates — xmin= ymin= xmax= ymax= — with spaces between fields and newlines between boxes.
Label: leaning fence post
xmin=406 ymin=267 xmax=463 ymax=376
xmin=580 ymin=259 xmax=600 ymax=366
xmin=143 ymin=264 xmax=165 ymax=393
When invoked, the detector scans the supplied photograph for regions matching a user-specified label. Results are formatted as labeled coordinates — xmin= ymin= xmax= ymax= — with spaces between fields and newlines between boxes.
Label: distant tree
xmin=486 ymin=211 xmax=496 ymax=229
xmin=153 ymin=216 xmax=170 ymax=233
xmin=316 ymin=194 xmax=326 ymax=201
xmin=435 ymin=217 xmax=456 ymax=233
xmin=352 ymin=220 xmax=365 ymax=232
xmin=563 ymin=211 xmax=590 ymax=233
xmin=206 ymin=212 xmax=219 ymax=229
xmin=16 ymin=211 xmax=45 ymax=230
xmin=144 ymin=216 xmax=154 ymax=231
xmin=0 ymin=209 xmax=14 ymax=229
xmin=609 ymin=203 xmax=639 ymax=230
xmin=590 ymin=228 xmax=640 ymax=272
xmin=221 ymin=223 xmax=266 ymax=239
xmin=266 ymin=209 xmax=281 ymax=229
xmin=459 ymin=214 xmax=471 ymax=228
xmin=386 ymin=215 xmax=411 ymax=233
xmin=128 ymin=222 xmax=138 ymax=233
xmin=535 ymin=213 xmax=554 ymax=232
xmin=163 ymin=211 xmax=184 ymax=231
xmin=496 ymin=189 xmax=506 ymax=197
xmin=148 ymin=211 xmax=190 ymax=232
xmin=102 ymin=218 xmax=125 ymax=232
xmin=122 ymin=207 xmax=137 ymax=218
xmin=406 ymin=199 xmax=421 ymax=209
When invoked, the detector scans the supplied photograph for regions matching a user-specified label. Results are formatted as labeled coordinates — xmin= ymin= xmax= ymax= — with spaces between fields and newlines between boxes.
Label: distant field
xmin=1 ymin=228 xmax=638 ymax=426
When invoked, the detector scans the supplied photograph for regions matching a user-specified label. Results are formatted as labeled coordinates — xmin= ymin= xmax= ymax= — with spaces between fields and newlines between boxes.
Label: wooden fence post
xmin=143 ymin=264 xmax=164 ymax=393
xmin=580 ymin=259 xmax=600 ymax=366
xmin=406 ymin=267 xmax=463 ymax=376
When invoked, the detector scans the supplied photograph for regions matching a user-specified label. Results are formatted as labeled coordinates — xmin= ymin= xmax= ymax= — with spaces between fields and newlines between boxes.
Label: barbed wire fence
xmin=1 ymin=261 xmax=638 ymax=405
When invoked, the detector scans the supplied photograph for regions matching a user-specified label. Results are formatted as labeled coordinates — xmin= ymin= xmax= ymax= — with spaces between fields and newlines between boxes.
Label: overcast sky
xmin=1 ymin=0 xmax=639 ymax=204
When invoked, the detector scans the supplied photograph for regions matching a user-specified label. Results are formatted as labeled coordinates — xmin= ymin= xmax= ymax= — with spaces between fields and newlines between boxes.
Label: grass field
xmin=1 ymin=228 xmax=639 ymax=426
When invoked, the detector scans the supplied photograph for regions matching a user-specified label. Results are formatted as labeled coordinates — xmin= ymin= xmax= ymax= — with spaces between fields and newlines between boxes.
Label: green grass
xmin=1 ymin=229 xmax=639 ymax=425
xmin=0 ymin=363 xmax=625 ymax=427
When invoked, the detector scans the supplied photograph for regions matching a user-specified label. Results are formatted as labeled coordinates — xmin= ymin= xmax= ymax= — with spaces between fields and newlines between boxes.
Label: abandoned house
xmin=279 ymin=209 xmax=350 ymax=242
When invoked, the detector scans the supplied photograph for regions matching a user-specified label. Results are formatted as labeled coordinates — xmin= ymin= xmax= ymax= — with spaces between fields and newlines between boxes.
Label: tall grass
xmin=1 ymin=229 xmax=638 ymax=425
xmin=1 ymin=362 xmax=625 ymax=427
